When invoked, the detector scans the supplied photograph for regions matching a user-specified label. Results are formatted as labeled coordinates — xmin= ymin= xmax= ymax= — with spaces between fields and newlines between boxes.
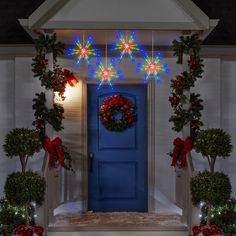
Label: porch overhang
xmin=21 ymin=0 xmax=214 ymax=31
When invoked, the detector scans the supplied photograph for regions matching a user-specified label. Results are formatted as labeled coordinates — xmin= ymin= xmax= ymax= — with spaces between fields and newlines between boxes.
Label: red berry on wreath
xmin=100 ymin=94 xmax=136 ymax=132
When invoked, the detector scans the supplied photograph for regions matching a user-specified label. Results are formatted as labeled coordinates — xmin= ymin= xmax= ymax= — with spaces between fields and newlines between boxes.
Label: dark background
xmin=0 ymin=0 xmax=234 ymax=45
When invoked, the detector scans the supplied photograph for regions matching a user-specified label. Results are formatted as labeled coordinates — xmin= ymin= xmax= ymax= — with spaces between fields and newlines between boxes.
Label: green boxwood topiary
xmin=194 ymin=128 xmax=233 ymax=172
xmin=3 ymin=128 xmax=42 ymax=172
xmin=3 ymin=128 xmax=42 ymax=158
xmin=194 ymin=128 xmax=233 ymax=158
xmin=4 ymin=171 xmax=46 ymax=206
xmin=190 ymin=171 xmax=231 ymax=206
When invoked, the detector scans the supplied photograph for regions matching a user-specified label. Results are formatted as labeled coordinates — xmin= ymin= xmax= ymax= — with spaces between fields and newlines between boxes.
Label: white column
xmin=36 ymin=50 xmax=54 ymax=228
xmin=181 ymin=53 xmax=199 ymax=231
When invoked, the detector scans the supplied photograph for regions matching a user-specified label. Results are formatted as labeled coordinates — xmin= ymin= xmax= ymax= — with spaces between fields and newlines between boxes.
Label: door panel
xmin=88 ymin=84 xmax=147 ymax=212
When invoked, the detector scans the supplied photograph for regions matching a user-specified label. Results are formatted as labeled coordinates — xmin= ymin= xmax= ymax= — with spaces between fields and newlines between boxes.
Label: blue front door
xmin=88 ymin=85 xmax=147 ymax=212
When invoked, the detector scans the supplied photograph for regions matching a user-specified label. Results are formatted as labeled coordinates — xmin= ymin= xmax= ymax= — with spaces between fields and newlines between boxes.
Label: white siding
xmin=220 ymin=61 xmax=236 ymax=197
xmin=0 ymin=60 xmax=16 ymax=198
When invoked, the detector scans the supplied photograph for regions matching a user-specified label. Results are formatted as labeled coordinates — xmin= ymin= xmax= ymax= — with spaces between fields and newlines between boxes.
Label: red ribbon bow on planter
xmin=63 ymin=69 xmax=78 ymax=87
xmin=43 ymin=136 xmax=65 ymax=167
xmin=171 ymin=136 xmax=193 ymax=168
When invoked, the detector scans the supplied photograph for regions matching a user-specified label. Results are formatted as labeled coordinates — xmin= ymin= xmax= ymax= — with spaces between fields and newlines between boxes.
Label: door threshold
xmin=49 ymin=212 xmax=186 ymax=231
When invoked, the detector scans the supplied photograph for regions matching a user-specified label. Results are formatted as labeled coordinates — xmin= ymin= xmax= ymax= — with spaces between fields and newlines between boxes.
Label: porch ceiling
xmin=30 ymin=0 xmax=208 ymax=30
xmin=55 ymin=29 xmax=184 ymax=47
xmin=19 ymin=0 xmax=217 ymax=46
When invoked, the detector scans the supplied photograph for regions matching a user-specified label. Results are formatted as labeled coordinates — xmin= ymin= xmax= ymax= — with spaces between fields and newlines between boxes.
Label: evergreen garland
xmin=32 ymin=92 xmax=64 ymax=134
xmin=32 ymin=32 xmax=67 ymax=100
xmin=169 ymin=34 xmax=204 ymax=138
xmin=32 ymin=33 xmax=74 ymax=172
xmin=34 ymin=32 xmax=65 ymax=61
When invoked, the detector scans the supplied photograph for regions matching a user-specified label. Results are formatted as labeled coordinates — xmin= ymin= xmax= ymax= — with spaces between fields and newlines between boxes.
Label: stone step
xmin=48 ymin=227 xmax=189 ymax=236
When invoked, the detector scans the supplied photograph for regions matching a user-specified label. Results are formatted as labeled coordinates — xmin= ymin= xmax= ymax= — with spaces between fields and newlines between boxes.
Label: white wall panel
xmin=192 ymin=58 xmax=221 ymax=171
xmin=0 ymin=60 xmax=16 ymax=198
xmin=220 ymin=61 xmax=236 ymax=197
xmin=14 ymin=57 xmax=44 ymax=171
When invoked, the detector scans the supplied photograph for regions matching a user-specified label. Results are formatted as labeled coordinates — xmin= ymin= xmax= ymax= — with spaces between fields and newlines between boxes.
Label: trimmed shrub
xmin=190 ymin=171 xmax=231 ymax=206
xmin=3 ymin=128 xmax=42 ymax=158
xmin=5 ymin=171 xmax=46 ymax=206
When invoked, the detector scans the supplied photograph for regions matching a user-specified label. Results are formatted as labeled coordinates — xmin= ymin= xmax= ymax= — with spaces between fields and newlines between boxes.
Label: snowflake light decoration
xmin=111 ymin=31 xmax=141 ymax=63
xmin=67 ymin=35 xmax=99 ymax=67
xmin=137 ymin=52 xmax=169 ymax=83
xmin=91 ymin=59 xmax=123 ymax=90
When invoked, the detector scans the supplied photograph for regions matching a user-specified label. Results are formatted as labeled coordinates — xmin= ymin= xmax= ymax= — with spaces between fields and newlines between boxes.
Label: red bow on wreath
xmin=63 ymin=69 xmax=78 ymax=87
xmin=171 ymin=137 xmax=192 ymax=168
xmin=43 ymin=136 xmax=65 ymax=167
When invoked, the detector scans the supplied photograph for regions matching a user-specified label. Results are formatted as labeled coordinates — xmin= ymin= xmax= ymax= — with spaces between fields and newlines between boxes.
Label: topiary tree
xmin=194 ymin=128 xmax=233 ymax=172
xmin=3 ymin=128 xmax=42 ymax=172
xmin=4 ymin=171 xmax=46 ymax=226
xmin=190 ymin=171 xmax=231 ymax=226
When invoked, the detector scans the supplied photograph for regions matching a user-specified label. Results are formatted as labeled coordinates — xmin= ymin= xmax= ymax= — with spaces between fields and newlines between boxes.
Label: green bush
xmin=0 ymin=198 xmax=34 ymax=236
xmin=3 ymin=128 xmax=42 ymax=158
xmin=201 ymin=199 xmax=236 ymax=236
xmin=194 ymin=128 xmax=233 ymax=158
xmin=5 ymin=171 xmax=46 ymax=206
xmin=190 ymin=171 xmax=231 ymax=206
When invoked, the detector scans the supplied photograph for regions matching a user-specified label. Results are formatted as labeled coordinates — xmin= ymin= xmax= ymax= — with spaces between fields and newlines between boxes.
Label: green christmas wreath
xmin=99 ymin=94 xmax=136 ymax=132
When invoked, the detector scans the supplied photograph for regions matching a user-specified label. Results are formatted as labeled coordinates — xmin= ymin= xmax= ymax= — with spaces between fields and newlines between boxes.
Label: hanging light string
xmin=82 ymin=33 xmax=85 ymax=48
xmin=152 ymin=31 xmax=154 ymax=61
xmin=105 ymin=42 xmax=108 ymax=68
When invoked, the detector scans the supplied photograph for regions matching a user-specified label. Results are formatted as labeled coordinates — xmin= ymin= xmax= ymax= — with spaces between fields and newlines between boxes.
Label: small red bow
xmin=63 ymin=69 xmax=78 ymax=87
xmin=171 ymin=137 xmax=192 ymax=168
xmin=43 ymin=136 xmax=64 ymax=167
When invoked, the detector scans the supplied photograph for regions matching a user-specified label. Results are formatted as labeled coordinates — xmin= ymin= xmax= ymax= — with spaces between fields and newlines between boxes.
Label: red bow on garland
xmin=63 ymin=69 xmax=78 ymax=87
xmin=43 ymin=136 xmax=65 ymax=167
xmin=171 ymin=137 xmax=193 ymax=168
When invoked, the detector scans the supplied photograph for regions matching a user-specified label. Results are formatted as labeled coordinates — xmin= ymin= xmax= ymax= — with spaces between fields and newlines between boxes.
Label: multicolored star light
xmin=137 ymin=52 xmax=169 ymax=83
xmin=91 ymin=59 xmax=123 ymax=90
xmin=111 ymin=31 xmax=141 ymax=63
xmin=67 ymin=35 xmax=98 ymax=67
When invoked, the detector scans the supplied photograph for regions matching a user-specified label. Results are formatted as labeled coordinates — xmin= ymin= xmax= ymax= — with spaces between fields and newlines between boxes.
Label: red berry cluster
xmin=192 ymin=224 xmax=222 ymax=236
xmin=13 ymin=225 xmax=44 ymax=236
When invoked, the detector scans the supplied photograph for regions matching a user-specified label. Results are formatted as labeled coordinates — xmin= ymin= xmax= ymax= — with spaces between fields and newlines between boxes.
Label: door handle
xmin=89 ymin=152 xmax=94 ymax=172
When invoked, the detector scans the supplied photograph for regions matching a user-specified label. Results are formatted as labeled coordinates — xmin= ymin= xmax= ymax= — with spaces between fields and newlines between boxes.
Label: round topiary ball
xmin=190 ymin=171 xmax=231 ymax=206
xmin=3 ymin=128 xmax=42 ymax=158
xmin=4 ymin=171 xmax=46 ymax=206
xmin=194 ymin=128 xmax=233 ymax=158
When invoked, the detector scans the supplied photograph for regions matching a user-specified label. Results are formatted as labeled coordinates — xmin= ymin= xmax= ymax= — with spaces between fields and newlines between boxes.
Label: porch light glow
xmin=137 ymin=52 xmax=169 ymax=83
xmin=67 ymin=35 xmax=99 ymax=67
xmin=111 ymin=31 xmax=142 ymax=63
xmin=64 ymin=82 xmax=78 ymax=98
